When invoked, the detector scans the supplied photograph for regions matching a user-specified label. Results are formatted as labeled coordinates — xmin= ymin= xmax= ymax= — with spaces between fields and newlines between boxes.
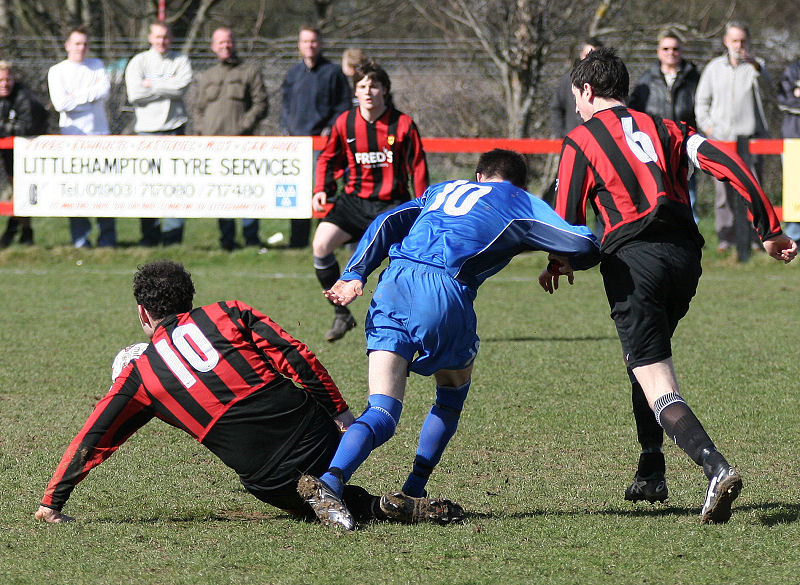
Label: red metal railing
xmin=0 ymin=135 xmax=786 ymax=216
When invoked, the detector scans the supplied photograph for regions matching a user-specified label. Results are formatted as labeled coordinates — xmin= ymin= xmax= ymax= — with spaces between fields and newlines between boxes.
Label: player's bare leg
xmin=633 ymin=358 xmax=742 ymax=523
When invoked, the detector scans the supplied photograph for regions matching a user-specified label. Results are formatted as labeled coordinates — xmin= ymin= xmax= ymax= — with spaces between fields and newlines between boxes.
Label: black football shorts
xmin=321 ymin=193 xmax=405 ymax=242
xmin=600 ymin=236 xmax=702 ymax=369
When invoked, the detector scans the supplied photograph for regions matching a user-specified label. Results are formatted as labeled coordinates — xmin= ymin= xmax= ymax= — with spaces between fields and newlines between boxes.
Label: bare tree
xmin=406 ymin=0 xmax=620 ymax=138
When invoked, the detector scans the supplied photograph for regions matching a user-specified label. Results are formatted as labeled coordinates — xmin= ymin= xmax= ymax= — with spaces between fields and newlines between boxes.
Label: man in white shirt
xmin=48 ymin=26 xmax=116 ymax=248
xmin=125 ymin=21 xmax=192 ymax=246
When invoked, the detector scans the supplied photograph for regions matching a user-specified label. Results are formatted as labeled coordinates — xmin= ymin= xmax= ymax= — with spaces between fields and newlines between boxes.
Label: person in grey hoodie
xmin=695 ymin=21 xmax=770 ymax=252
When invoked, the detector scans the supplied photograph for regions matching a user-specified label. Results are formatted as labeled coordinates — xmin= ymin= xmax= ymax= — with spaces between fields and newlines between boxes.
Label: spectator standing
xmin=125 ymin=21 xmax=192 ymax=246
xmin=341 ymin=48 xmax=367 ymax=107
xmin=549 ymin=38 xmax=604 ymax=140
xmin=0 ymin=60 xmax=46 ymax=247
xmin=629 ymin=30 xmax=701 ymax=222
xmin=280 ymin=25 xmax=352 ymax=248
xmin=48 ymin=26 xmax=116 ymax=249
xmin=311 ymin=62 xmax=429 ymax=343
xmin=544 ymin=38 xmax=603 ymax=207
xmin=695 ymin=21 xmax=769 ymax=253
xmin=777 ymin=56 xmax=800 ymax=240
xmin=194 ymin=27 xmax=269 ymax=250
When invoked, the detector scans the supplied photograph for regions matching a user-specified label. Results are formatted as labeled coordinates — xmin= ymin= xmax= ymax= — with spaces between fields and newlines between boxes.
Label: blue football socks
xmin=402 ymin=380 xmax=470 ymax=497
xmin=320 ymin=393 xmax=403 ymax=497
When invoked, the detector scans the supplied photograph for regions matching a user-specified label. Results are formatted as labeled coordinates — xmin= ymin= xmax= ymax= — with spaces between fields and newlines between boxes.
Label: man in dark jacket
xmin=195 ymin=27 xmax=269 ymax=250
xmin=0 ymin=60 xmax=47 ymax=247
xmin=629 ymin=30 xmax=701 ymax=221
xmin=280 ymin=25 xmax=351 ymax=248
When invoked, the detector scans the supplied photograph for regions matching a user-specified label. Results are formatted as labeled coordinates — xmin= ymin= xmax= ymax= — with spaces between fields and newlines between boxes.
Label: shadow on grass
xmin=464 ymin=501 xmax=800 ymax=525
xmin=481 ymin=335 xmax=617 ymax=343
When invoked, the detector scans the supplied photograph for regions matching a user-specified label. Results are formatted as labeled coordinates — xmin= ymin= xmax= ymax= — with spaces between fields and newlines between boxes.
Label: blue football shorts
xmin=365 ymin=259 xmax=479 ymax=376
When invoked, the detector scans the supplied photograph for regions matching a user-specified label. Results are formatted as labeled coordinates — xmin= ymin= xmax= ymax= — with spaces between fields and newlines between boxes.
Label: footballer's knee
xmin=435 ymin=381 xmax=470 ymax=413
xmin=355 ymin=394 xmax=403 ymax=449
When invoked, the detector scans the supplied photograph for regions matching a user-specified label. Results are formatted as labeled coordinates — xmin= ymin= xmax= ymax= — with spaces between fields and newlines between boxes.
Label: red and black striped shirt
xmin=41 ymin=301 xmax=347 ymax=511
xmin=556 ymin=106 xmax=781 ymax=253
xmin=314 ymin=105 xmax=429 ymax=202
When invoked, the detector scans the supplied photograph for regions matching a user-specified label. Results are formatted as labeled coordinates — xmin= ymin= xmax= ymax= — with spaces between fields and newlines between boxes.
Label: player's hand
xmin=763 ymin=234 xmax=798 ymax=263
xmin=312 ymin=191 xmax=328 ymax=213
xmin=324 ymin=279 xmax=363 ymax=306
xmin=538 ymin=256 xmax=575 ymax=293
xmin=35 ymin=505 xmax=74 ymax=524
xmin=538 ymin=269 xmax=574 ymax=294
xmin=334 ymin=409 xmax=356 ymax=433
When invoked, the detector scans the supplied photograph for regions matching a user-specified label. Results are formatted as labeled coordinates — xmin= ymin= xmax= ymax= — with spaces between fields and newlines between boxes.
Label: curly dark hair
xmin=132 ymin=261 xmax=195 ymax=319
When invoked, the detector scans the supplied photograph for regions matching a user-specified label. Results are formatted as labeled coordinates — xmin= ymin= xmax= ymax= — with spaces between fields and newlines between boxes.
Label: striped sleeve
xmin=404 ymin=119 xmax=429 ymax=197
xmin=313 ymin=111 xmax=348 ymax=196
xmin=40 ymin=374 xmax=154 ymax=511
xmin=233 ymin=302 xmax=348 ymax=416
xmin=555 ymin=136 xmax=593 ymax=227
xmin=690 ymin=133 xmax=782 ymax=239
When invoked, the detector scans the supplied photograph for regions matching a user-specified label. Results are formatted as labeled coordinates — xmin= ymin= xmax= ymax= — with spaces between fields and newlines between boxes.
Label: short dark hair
xmin=299 ymin=24 xmax=321 ymax=37
xmin=353 ymin=60 xmax=391 ymax=95
xmin=66 ymin=25 xmax=89 ymax=40
xmin=585 ymin=36 xmax=604 ymax=49
xmin=475 ymin=149 xmax=528 ymax=189
xmin=133 ymin=261 xmax=195 ymax=320
xmin=570 ymin=46 xmax=629 ymax=101
xmin=150 ymin=20 xmax=172 ymax=35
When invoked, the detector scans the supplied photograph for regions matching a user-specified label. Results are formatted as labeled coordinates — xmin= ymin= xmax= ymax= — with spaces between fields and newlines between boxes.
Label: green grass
xmin=2 ymin=220 xmax=800 ymax=584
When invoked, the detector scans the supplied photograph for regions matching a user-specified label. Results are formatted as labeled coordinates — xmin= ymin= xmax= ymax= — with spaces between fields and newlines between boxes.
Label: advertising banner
xmin=12 ymin=135 xmax=313 ymax=218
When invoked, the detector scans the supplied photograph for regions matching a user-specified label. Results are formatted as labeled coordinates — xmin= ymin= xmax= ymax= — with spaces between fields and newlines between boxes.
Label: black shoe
xmin=379 ymin=491 xmax=464 ymax=524
xmin=700 ymin=466 xmax=742 ymax=524
xmin=624 ymin=472 xmax=668 ymax=503
xmin=0 ymin=229 xmax=13 ymax=248
xmin=325 ymin=313 xmax=356 ymax=342
xmin=19 ymin=227 xmax=34 ymax=245
xmin=296 ymin=474 xmax=354 ymax=530
xmin=220 ymin=240 xmax=241 ymax=251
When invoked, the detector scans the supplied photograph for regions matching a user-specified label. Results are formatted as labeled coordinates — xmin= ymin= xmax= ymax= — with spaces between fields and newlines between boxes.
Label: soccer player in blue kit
xmin=297 ymin=149 xmax=601 ymax=529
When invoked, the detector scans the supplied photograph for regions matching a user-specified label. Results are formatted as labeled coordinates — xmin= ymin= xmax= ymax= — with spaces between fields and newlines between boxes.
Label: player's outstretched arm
xmin=35 ymin=505 xmax=74 ymax=524
xmin=763 ymin=234 xmax=798 ymax=263
xmin=324 ymin=279 xmax=363 ymax=306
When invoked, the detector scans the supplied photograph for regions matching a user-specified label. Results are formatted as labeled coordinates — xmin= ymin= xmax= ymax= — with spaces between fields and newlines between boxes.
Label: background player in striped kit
xmin=311 ymin=61 xmax=429 ymax=343
xmin=34 ymin=261 xmax=460 ymax=527
xmin=298 ymin=149 xmax=600 ymax=529
xmin=540 ymin=47 xmax=796 ymax=524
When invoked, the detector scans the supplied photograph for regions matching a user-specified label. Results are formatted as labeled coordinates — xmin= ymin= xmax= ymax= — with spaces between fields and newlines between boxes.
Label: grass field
xmin=2 ymin=217 xmax=800 ymax=584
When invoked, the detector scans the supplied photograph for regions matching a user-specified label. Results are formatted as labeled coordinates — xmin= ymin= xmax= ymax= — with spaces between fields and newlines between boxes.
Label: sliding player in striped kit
xmin=540 ymin=47 xmax=796 ymax=523
xmin=35 ymin=261 xmax=461 ymax=527
xmin=311 ymin=61 xmax=428 ymax=343
xmin=298 ymin=149 xmax=601 ymax=529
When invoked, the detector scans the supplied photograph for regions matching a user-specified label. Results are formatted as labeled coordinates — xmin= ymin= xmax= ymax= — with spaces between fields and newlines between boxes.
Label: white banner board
xmin=12 ymin=135 xmax=313 ymax=218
